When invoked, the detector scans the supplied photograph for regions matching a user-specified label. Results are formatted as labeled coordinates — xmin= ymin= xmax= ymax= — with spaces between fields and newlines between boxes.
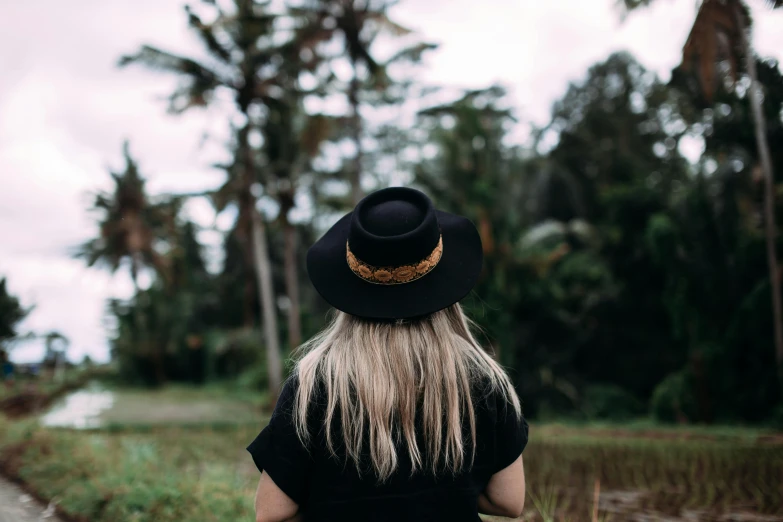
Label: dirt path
xmin=0 ymin=476 xmax=61 ymax=522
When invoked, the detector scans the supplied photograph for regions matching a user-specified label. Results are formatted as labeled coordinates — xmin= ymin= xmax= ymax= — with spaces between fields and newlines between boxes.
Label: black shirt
xmin=247 ymin=377 xmax=528 ymax=522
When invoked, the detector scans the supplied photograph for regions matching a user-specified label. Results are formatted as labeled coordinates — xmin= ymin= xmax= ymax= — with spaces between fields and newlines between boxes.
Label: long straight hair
xmin=292 ymin=303 xmax=520 ymax=481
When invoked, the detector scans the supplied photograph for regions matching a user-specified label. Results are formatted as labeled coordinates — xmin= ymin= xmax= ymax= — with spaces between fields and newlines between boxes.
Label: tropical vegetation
xmin=61 ymin=0 xmax=783 ymax=424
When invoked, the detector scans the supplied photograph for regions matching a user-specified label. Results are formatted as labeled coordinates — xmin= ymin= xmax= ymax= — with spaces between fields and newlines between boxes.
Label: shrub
xmin=582 ymin=383 xmax=644 ymax=421
xmin=650 ymin=371 xmax=698 ymax=423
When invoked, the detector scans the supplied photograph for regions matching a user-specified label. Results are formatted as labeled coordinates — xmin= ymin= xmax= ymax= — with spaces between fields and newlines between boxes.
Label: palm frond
xmin=119 ymin=45 xmax=231 ymax=114
xmin=167 ymin=85 xmax=213 ymax=113
xmin=238 ymin=12 xmax=278 ymax=42
xmin=335 ymin=13 xmax=378 ymax=72
xmin=120 ymin=46 xmax=226 ymax=112
xmin=419 ymin=85 xmax=510 ymax=118
xmin=185 ymin=5 xmax=233 ymax=63
xmin=384 ymin=42 xmax=437 ymax=66
xmin=73 ymin=238 xmax=122 ymax=272
xmin=119 ymin=45 xmax=213 ymax=78
xmin=119 ymin=46 xmax=226 ymax=113
xmin=90 ymin=193 xmax=114 ymax=212
xmin=365 ymin=11 xmax=412 ymax=36
xmin=619 ymin=0 xmax=652 ymax=11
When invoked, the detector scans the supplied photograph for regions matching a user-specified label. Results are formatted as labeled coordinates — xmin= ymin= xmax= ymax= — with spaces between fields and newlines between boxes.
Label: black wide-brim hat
xmin=306 ymin=187 xmax=483 ymax=319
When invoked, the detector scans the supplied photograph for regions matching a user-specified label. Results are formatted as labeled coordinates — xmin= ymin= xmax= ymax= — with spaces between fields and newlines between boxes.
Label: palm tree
xmin=263 ymin=97 xmax=306 ymax=351
xmin=76 ymin=142 xmax=171 ymax=383
xmin=257 ymin=17 xmax=338 ymax=351
xmin=119 ymin=0 xmax=286 ymax=399
xmin=624 ymin=0 xmax=783 ymax=394
xmin=300 ymin=0 xmax=436 ymax=204
xmin=76 ymin=142 xmax=167 ymax=289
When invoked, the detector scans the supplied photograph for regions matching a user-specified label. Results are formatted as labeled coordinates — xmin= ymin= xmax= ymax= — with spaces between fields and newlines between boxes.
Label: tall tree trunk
xmin=250 ymin=207 xmax=283 ymax=403
xmin=242 ymin=244 xmax=256 ymax=328
xmin=281 ymin=212 xmax=302 ymax=351
xmin=240 ymin=128 xmax=283 ymax=404
xmin=734 ymin=3 xmax=783 ymax=389
xmin=348 ymin=71 xmax=364 ymax=205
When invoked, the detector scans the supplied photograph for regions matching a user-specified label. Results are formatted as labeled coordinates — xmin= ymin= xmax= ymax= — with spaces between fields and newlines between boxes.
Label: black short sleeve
xmin=492 ymin=391 xmax=529 ymax=473
xmin=247 ymin=376 xmax=312 ymax=504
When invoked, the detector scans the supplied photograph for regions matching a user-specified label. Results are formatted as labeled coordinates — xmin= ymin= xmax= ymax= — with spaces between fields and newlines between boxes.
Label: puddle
xmin=40 ymin=382 xmax=114 ymax=429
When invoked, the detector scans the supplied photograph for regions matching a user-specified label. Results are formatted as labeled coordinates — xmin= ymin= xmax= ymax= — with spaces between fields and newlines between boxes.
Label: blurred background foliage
xmin=4 ymin=0 xmax=782 ymax=426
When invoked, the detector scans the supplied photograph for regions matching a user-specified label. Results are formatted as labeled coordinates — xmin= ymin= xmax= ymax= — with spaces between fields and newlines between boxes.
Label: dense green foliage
xmin=106 ymin=214 xmax=318 ymax=387
xmin=70 ymin=0 xmax=783 ymax=424
xmin=413 ymin=52 xmax=783 ymax=424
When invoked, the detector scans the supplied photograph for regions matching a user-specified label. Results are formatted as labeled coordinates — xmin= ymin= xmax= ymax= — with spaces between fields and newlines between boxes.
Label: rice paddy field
xmin=0 ymin=384 xmax=781 ymax=522
xmin=523 ymin=424 xmax=783 ymax=521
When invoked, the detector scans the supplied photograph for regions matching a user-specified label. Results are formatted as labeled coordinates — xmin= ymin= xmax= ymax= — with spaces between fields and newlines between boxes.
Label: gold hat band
xmin=346 ymin=236 xmax=443 ymax=285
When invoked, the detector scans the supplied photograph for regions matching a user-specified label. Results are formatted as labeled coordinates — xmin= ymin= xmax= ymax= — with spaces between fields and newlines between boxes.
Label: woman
xmin=248 ymin=187 xmax=528 ymax=522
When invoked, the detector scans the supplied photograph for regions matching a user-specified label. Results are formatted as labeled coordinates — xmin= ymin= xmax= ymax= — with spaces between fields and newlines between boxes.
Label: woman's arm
xmin=254 ymin=472 xmax=301 ymax=522
xmin=477 ymin=454 xmax=526 ymax=518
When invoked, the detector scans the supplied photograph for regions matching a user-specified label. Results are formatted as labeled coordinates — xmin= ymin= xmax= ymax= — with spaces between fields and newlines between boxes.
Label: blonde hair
xmin=293 ymin=303 xmax=520 ymax=481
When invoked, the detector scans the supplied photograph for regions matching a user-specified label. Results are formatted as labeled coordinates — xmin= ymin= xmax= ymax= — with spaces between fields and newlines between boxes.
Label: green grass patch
xmin=1 ymin=411 xmax=782 ymax=522
xmin=0 ymin=415 xmax=263 ymax=522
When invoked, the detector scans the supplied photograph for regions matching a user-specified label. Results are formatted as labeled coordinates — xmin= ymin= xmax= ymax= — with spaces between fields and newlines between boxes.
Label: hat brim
xmin=306 ymin=210 xmax=483 ymax=320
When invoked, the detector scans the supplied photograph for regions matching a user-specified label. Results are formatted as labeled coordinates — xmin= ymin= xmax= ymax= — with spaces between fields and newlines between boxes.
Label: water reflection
xmin=40 ymin=383 xmax=114 ymax=429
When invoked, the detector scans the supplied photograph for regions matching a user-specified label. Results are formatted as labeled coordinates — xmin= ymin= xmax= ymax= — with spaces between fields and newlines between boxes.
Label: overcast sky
xmin=2 ymin=0 xmax=782 ymax=363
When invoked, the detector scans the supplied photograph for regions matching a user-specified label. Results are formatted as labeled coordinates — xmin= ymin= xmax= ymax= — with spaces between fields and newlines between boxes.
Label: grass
xmin=0 ymin=416 xmax=263 ymax=522
xmin=1 ymin=384 xmax=782 ymax=522
xmin=93 ymin=383 xmax=266 ymax=427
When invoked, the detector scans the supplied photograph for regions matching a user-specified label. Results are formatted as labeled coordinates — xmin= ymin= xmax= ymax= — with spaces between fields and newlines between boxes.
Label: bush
xmin=650 ymin=371 xmax=698 ymax=423
xmin=236 ymin=362 xmax=268 ymax=391
xmin=582 ymin=383 xmax=644 ymax=421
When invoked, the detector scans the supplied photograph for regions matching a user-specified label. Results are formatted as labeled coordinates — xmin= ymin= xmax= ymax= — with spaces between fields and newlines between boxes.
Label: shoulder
xmin=274 ymin=374 xmax=299 ymax=410
xmin=275 ymin=371 xmax=328 ymax=426
xmin=471 ymin=375 xmax=517 ymax=414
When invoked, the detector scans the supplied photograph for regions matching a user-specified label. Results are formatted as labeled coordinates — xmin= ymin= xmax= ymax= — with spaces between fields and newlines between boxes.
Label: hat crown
xmin=349 ymin=187 xmax=440 ymax=267
xmin=363 ymin=200 xmax=424 ymax=237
